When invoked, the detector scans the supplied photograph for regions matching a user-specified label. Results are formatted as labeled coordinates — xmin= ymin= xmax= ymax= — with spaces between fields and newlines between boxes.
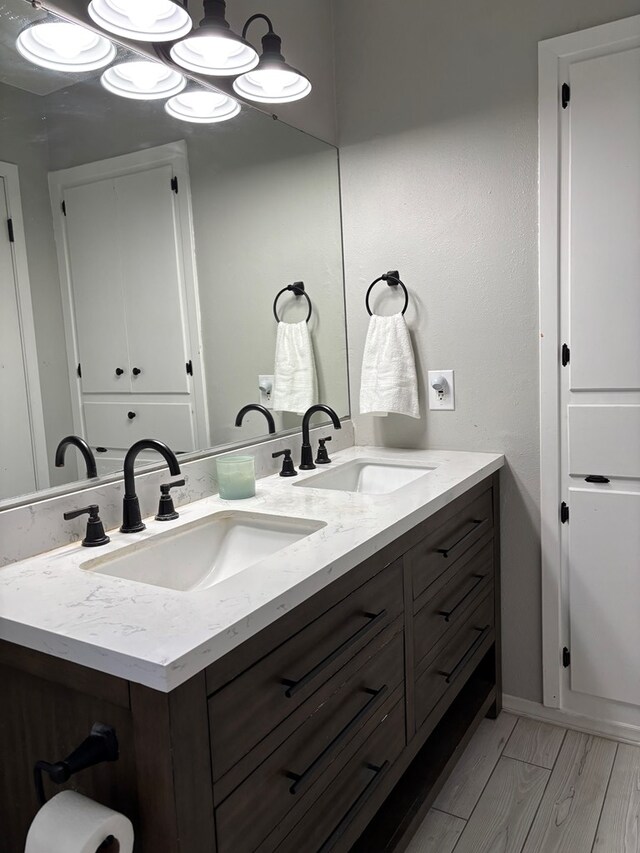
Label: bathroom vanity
xmin=0 ymin=449 xmax=503 ymax=853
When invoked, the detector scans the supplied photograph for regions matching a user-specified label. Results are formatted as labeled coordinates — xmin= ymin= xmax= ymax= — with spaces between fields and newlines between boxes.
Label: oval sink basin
xmin=294 ymin=458 xmax=436 ymax=495
xmin=81 ymin=512 xmax=325 ymax=592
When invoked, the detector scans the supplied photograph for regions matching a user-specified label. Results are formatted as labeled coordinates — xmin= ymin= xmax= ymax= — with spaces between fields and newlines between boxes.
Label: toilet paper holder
xmin=34 ymin=722 xmax=119 ymax=806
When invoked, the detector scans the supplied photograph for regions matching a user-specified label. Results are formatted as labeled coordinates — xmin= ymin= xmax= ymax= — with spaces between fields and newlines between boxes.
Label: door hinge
xmin=77 ymin=363 xmax=82 ymax=378
xmin=171 ymin=176 xmax=179 ymax=194
xmin=561 ymin=343 xmax=570 ymax=366
xmin=61 ymin=200 xmax=67 ymax=216
xmin=561 ymin=83 xmax=570 ymax=109
xmin=562 ymin=647 xmax=571 ymax=668
xmin=560 ymin=501 xmax=569 ymax=523
xmin=7 ymin=218 xmax=14 ymax=243
xmin=186 ymin=359 xmax=193 ymax=376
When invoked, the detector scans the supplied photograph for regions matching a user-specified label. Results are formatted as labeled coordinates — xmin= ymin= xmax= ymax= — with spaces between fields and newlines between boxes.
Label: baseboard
xmin=503 ymin=694 xmax=640 ymax=746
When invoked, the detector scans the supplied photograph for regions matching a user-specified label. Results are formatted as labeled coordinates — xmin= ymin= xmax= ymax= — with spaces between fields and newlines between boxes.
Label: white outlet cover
xmin=258 ymin=374 xmax=274 ymax=408
xmin=428 ymin=370 xmax=455 ymax=410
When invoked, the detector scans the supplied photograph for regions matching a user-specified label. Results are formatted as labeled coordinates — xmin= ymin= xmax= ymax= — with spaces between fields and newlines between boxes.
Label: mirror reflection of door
xmin=49 ymin=143 xmax=209 ymax=476
xmin=0 ymin=163 xmax=49 ymax=499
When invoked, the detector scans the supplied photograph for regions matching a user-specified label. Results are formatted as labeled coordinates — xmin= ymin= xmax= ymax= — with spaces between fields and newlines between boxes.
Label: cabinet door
xmin=568 ymin=489 xmax=640 ymax=706
xmin=115 ymin=166 xmax=190 ymax=394
xmin=64 ymin=178 xmax=131 ymax=393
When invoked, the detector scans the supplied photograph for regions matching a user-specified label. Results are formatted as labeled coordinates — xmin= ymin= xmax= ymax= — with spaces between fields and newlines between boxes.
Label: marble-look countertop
xmin=0 ymin=447 xmax=503 ymax=692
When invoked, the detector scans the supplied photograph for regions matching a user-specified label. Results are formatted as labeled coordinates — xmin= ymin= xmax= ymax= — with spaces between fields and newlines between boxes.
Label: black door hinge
xmin=61 ymin=200 xmax=67 ymax=216
xmin=561 ymin=343 xmax=570 ymax=366
xmin=560 ymin=501 xmax=569 ymax=523
xmin=186 ymin=359 xmax=193 ymax=376
xmin=77 ymin=363 xmax=82 ymax=378
xmin=562 ymin=83 xmax=570 ymax=109
xmin=171 ymin=176 xmax=178 ymax=194
xmin=7 ymin=218 xmax=14 ymax=243
xmin=562 ymin=647 xmax=571 ymax=667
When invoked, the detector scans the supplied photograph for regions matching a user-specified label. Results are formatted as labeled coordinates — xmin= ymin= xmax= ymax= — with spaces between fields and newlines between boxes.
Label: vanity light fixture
xmin=101 ymin=60 xmax=186 ymax=100
xmin=232 ymin=14 xmax=311 ymax=104
xmin=88 ymin=0 xmax=192 ymax=43
xmin=16 ymin=21 xmax=116 ymax=72
xmin=170 ymin=0 xmax=258 ymax=77
xmin=165 ymin=90 xmax=240 ymax=123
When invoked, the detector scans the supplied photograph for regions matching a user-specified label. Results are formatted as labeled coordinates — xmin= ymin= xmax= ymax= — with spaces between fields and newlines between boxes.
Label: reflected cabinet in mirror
xmin=0 ymin=0 xmax=349 ymax=507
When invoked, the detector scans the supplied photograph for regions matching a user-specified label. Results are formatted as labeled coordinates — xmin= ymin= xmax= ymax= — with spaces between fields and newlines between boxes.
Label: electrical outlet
xmin=428 ymin=370 xmax=455 ymax=410
xmin=258 ymin=374 xmax=274 ymax=407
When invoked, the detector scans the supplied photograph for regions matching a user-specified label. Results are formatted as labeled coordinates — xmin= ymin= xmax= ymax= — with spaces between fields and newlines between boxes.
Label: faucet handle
xmin=63 ymin=505 xmax=110 ymax=547
xmin=315 ymin=436 xmax=332 ymax=465
xmin=155 ymin=479 xmax=186 ymax=521
xmin=272 ymin=449 xmax=297 ymax=477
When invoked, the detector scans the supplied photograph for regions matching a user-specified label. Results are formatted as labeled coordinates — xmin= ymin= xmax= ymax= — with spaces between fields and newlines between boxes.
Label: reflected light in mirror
xmin=88 ymin=0 xmax=192 ymax=42
xmin=165 ymin=90 xmax=240 ymax=123
xmin=16 ymin=21 xmax=116 ymax=72
xmin=101 ymin=61 xmax=186 ymax=100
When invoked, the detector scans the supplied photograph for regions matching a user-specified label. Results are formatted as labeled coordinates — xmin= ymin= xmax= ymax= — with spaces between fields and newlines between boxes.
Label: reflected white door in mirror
xmin=0 ymin=161 xmax=49 ymax=499
xmin=49 ymin=141 xmax=208 ymax=477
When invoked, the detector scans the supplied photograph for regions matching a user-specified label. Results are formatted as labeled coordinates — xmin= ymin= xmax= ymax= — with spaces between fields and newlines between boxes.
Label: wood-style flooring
xmin=405 ymin=714 xmax=640 ymax=853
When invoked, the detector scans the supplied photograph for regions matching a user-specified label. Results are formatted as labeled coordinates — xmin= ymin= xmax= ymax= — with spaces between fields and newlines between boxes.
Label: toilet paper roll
xmin=25 ymin=790 xmax=134 ymax=853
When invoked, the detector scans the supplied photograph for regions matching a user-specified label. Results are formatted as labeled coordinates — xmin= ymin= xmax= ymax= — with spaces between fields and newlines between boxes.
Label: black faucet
xmin=300 ymin=405 xmax=341 ymax=470
xmin=121 ymin=439 xmax=181 ymax=533
xmin=235 ymin=404 xmax=276 ymax=435
xmin=55 ymin=435 xmax=98 ymax=479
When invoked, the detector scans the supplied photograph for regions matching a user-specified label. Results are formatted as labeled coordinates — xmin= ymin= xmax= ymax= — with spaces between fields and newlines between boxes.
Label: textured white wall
xmin=332 ymin=0 xmax=640 ymax=702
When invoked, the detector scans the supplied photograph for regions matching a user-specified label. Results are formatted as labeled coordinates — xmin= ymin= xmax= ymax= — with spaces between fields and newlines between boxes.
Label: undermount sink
xmin=81 ymin=512 xmax=325 ymax=592
xmin=294 ymin=458 xmax=436 ymax=495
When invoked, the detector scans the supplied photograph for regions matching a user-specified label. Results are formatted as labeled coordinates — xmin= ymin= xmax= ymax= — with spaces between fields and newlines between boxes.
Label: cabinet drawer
xmin=83 ymin=401 xmax=195 ymax=452
xmin=413 ymin=538 xmax=494 ymax=668
xmin=209 ymin=559 xmax=403 ymax=781
xmin=408 ymin=488 xmax=493 ymax=603
xmin=215 ymin=627 xmax=404 ymax=853
xmin=259 ymin=697 xmax=405 ymax=853
xmin=415 ymin=588 xmax=494 ymax=729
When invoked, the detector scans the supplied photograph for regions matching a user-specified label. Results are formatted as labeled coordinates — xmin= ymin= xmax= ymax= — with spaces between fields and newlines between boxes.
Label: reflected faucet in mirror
xmin=235 ymin=404 xmax=276 ymax=435
xmin=55 ymin=436 xmax=98 ymax=480
xmin=121 ymin=439 xmax=181 ymax=534
xmin=300 ymin=405 xmax=342 ymax=470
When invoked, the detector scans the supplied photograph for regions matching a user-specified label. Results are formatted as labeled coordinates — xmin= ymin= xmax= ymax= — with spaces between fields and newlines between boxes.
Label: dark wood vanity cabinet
xmin=0 ymin=473 xmax=500 ymax=853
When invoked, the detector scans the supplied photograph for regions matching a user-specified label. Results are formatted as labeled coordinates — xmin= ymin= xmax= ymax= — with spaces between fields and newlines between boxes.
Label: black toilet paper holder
xmin=33 ymin=722 xmax=119 ymax=806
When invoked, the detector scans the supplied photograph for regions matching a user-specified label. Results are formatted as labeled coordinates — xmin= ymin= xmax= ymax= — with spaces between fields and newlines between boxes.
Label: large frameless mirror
xmin=0 ymin=0 xmax=349 ymax=508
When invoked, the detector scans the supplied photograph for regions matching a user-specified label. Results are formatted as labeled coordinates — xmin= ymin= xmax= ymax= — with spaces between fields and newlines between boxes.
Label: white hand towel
xmin=359 ymin=313 xmax=420 ymax=418
xmin=272 ymin=320 xmax=318 ymax=414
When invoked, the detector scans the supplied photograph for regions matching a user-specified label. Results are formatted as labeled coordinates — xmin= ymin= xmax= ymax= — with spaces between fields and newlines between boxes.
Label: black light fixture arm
xmin=242 ymin=13 xmax=275 ymax=39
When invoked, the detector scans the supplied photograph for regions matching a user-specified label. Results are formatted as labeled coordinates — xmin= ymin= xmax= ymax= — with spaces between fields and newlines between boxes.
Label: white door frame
xmin=539 ymin=15 xmax=640 ymax=709
xmin=0 ymin=161 xmax=50 ymax=490
xmin=48 ymin=140 xmax=210 ymax=448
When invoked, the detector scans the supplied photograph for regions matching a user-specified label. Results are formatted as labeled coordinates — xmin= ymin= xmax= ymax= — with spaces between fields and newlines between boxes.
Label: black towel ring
xmin=365 ymin=270 xmax=409 ymax=316
xmin=273 ymin=281 xmax=313 ymax=323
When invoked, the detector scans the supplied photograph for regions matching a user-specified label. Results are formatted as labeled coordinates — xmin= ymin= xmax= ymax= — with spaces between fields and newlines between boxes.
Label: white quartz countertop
xmin=0 ymin=447 xmax=503 ymax=692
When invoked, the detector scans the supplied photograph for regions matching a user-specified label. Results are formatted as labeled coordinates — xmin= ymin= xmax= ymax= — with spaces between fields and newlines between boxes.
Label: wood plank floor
xmin=406 ymin=713 xmax=640 ymax=853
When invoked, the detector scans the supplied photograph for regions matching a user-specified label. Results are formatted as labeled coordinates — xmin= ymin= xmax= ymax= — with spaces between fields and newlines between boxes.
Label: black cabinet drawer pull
xmin=281 ymin=610 xmax=387 ymax=698
xmin=436 ymin=519 xmax=484 ymax=558
xmin=286 ymin=684 xmax=388 ymax=795
xmin=585 ymin=475 xmax=610 ymax=484
xmin=439 ymin=625 xmax=491 ymax=684
xmin=317 ymin=760 xmax=390 ymax=853
xmin=437 ymin=574 xmax=486 ymax=622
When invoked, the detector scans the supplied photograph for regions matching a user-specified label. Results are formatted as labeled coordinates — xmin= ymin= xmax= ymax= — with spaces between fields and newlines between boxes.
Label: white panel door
xmin=569 ymin=48 xmax=640 ymax=390
xmin=0 ymin=177 xmax=37 ymax=498
xmin=558 ymin=34 xmax=640 ymax=720
xmin=568 ymin=489 xmax=640 ymax=706
xmin=64 ymin=178 xmax=131 ymax=393
xmin=116 ymin=166 xmax=190 ymax=394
